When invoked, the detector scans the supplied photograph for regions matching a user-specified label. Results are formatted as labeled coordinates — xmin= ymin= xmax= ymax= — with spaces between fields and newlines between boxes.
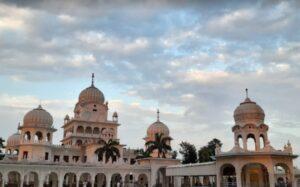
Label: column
xmin=58 ymin=174 xmax=64 ymax=187
xmin=174 ymin=177 xmax=181 ymax=187
xmin=76 ymin=178 xmax=79 ymax=187
xmin=39 ymin=173 xmax=45 ymax=187
xmin=106 ymin=176 xmax=111 ymax=187
xmin=243 ymin=137 xmax=247 ymax=151
xmin=20 ymin=176 xmax=24 ymax=187
xmin=255 ymin=134 xmax=260 ymax=151
xmin=90 ymin=180 xmax=94 ymax=187
xmin=236 ymin=167 xmax=242 ymax=187
xmin=216 ymin=171 xmax=221 ymax=187
xmin=268 ymin=168 xmax=275 ymax=187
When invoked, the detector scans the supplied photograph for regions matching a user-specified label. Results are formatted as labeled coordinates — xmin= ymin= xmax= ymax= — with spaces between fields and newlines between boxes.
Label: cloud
xmin=0 ymin=0 xmax=299 ymax=166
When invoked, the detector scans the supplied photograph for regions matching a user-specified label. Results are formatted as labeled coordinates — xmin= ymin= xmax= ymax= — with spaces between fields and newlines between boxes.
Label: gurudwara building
xmin=0 ymin=76 xmax=299 ymax=187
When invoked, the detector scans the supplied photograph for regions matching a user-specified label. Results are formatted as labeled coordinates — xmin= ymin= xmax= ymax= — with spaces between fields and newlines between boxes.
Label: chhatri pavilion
xmin=0 ymin=75 xmax=299 ymax=187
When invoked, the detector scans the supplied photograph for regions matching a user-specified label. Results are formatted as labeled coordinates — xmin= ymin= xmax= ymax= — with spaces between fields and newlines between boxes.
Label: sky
xmin=0 ymin=0 xmax=300 ymax=166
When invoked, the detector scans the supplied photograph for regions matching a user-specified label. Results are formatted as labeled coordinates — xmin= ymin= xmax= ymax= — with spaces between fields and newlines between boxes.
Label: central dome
xmin=23 ymin=105 xmax=53 ymax=127
xmin=234 ymin=97 xmax=265 ymax=126
xmin=147 ymin=121 xmax=170 ymax=137
xmin=78 ymin=85 xmax=105 ymax=104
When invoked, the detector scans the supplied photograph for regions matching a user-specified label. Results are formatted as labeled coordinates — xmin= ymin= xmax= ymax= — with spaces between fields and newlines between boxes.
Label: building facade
xmin=0 ymin=77 xmax=299 ymax=187
xmin=166 ymin=90 xmax=299 ymax=187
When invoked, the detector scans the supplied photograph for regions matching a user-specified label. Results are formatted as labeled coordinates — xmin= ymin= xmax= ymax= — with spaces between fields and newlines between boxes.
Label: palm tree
xmin=0 ymin=137 xmax=5 ymax=160
xmin=135 ymin=149 xmax=151 ymax=159
xmin=145 ymin=133 xmax=172 ymax=158
xmin=0 ymin=137 xmax=5 ymax=151
xmin=95 ymin=139 xmax=120 ymax=163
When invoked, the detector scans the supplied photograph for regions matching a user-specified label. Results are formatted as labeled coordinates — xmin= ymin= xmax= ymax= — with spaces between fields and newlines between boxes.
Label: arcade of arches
xmin=0 ymin=170 xmax=149 ymax=187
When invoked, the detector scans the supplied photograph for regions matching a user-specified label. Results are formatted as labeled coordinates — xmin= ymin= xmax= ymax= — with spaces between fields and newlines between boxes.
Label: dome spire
xmin=244 ymin=88 xmax=252 ymax=103
xmin=157 ymin=109 xmax=160 ymax=122
xmin=91 ymin=73 xmax=95 ymax=86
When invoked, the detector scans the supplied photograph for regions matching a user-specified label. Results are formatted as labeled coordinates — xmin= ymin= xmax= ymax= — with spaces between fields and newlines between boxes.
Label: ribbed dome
xmin=234 ymin=97 xmax=265 ymax=126
xmin=7 ymin=132 xmax=20 ymax=147
xmin=147 ymin=121 xmax=170 ymax=137
xmin=23 ymin=105 xmax=53 ymax=127
xmin=79 ymin=85 xmax=105 ymax=104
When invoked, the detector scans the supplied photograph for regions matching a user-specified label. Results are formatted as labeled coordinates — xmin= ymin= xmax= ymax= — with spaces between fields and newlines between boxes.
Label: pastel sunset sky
xmin=0 ymin=0 xmax=299 ymax=166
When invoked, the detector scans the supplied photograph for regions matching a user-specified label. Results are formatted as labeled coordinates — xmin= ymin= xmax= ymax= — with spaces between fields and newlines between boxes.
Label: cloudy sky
xmin=0 ymin=0 xmax=300 ymax=166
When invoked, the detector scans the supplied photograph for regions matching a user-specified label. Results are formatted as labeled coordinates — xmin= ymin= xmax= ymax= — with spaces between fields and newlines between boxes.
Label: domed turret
xmin=79 ymin=86 xmax=105 ymax=104
xmin=78 ymin=73 xmax=105 ymax=104
xmin=7 ymin=132 xmax=21 ymax=147
xmin=146 ymin=109 xmax=170 ymax=137
xmin=234 ymin=89 xmax=265 ymax=126
xmin=23 ymin=105 xmax=53 ymax=127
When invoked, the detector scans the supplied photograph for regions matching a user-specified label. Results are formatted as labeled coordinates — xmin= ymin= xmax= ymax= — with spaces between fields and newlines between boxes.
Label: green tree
xmin=207 ymin=138 xmax=222 ymax=156
xmin=171 ymin=150 xmax=178 ymax=159
xmin=198 ymin=138 xmax=222 ymax=163
xmin=179 ymin=141 xmax=197 ymax=164
xmin=145 ymin=133 xmax=172 ymax=158
xmin=135 ymin=149 xmax=150 ymax=159
xmin=95 ymin=139 xmax=120 ymax=163
xmin=0 ymin=137 xmax=5 ymax=160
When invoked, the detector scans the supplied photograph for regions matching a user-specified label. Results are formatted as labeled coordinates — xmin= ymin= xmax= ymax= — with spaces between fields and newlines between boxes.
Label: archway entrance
xmin=79 ymin=173 xmax=92 ymax=187
xmin=241 ymin=163 xmax=269 ymax=187
xmin=23 ymin=172 xmax=39 ymax=187
xmin=124 ymin=174 xmax=134 ymax=187
xmin=137 ymin=174 xmax=148 ymax=187
xmin=156 ymin=168 xmax=167 ymax=187
xmin=8 ymin=171 xmax=21 ymax=187
xmin=111 ymin=174 xmax=122 ymax=187
xmin=221 ymin=164 xmax=236 ymax=187
xmin=274 ymin=163 xmax=292 ymax=187
xmin=94 ymin=173 xmax=106 ymax=187
xmin=44 ymin=172 xmax=58 ymax=187
xmin=63 ymin=173 xmax=77 ymax=187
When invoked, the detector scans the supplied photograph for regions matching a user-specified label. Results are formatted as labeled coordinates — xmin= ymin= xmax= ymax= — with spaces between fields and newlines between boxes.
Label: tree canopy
xmin=145 ymin=133 xmax=172 ymax=158
xmin=0 ymin=137 xmax=5 ymax=160
xmin=135 ymin=148 xmax=150 ymax=159
xmin=95 ymin=139 xmax=120 ymax=163
xmin=179 ymin=141 xmax=197 ymax=164
xmin=198 ymin=138 xmax=222 ymax=163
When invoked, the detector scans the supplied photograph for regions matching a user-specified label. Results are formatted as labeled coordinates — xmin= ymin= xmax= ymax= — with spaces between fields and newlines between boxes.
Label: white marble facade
xmin=0 ymin=77 xmax=299 ymax=187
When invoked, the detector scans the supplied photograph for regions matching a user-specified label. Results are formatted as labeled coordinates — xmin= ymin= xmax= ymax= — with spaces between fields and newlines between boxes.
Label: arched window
xmin=13 ymin=149 xmax=19 ymax=155
xmin=34 ymin=131 xmax=43 ymax=141
xmin=76 ymin=139 xmax=83 ymax=146
xmin=24 ymin=131 xmax=31 ymax=141
xmin=85 ymin=126 xmax=92 ymax=134
xmin=259 ymin=134 xmax=265 ymax=149
xmin=246 ymin=134 xmax=256 ymax=151
xmin=77 ymin=126 xmax=84 ymax=134
xmin=93 ymin=127 xmax=100 ymax=134
xmin=46 ymin=133 xmax=51 ymax=142
xmin=221 ymin=164 xmax=236 ymax=187
xmin=237 ymin=135 xmax=243 ymax=149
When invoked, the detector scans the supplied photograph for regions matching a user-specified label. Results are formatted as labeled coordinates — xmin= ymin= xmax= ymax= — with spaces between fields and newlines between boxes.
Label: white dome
xmin=23 ymin=105 xmax=53 ymax=127
xmin=7 ymin=132 xmax=20 ymax=147
xmin=147 ymin=121 xmax=170 ymax=137
xmin=234 ymin=97 xmax=265 ymax=126
xmin=79 ymin=85 xmax=105 ymax=104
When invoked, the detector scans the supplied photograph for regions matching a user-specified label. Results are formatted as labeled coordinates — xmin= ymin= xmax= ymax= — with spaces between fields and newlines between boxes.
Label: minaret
xmin=232 ymin=89 xmax=271 ymax=152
